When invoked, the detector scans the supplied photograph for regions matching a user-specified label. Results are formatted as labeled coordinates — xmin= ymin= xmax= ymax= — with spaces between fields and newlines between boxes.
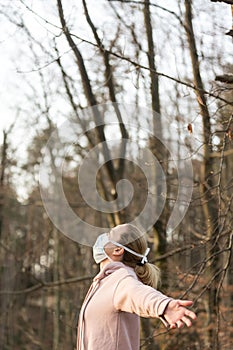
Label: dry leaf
xmin=187 ymin=123 xmax=193 ymax=134
xmin=226 ymin=127 xmax=233 ymax=141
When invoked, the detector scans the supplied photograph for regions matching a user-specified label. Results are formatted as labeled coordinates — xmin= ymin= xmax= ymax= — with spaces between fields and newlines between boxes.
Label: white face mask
xmin=93 ymin=233 xmax=112 ymax=264
xmin=93 ymin=233 xmax=150 ymax=265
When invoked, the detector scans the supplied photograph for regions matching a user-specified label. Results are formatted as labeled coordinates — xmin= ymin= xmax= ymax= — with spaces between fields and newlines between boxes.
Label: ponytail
xmin=135 ymin=263 xmax=160 ymax=288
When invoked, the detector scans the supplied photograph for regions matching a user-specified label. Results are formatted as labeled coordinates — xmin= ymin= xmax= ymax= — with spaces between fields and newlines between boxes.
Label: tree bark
xmin=184 ymin=1 xmax=221 ymax=348
xmin=0 ymin=130 xmax=7 ymax=238
xmin=53 ymin=228 xmax=60 ymax=350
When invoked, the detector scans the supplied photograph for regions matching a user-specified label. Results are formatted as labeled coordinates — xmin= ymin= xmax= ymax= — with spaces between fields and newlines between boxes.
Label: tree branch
xmin=69 ymin=32 xmax=233 ymax=107
xmin=211 ymin=0 xmax=233 ymax=4
xmin=215 ymin=74 xmax=233 ymax=84
xmin=0 ymin=275 xmax=94 ymax=295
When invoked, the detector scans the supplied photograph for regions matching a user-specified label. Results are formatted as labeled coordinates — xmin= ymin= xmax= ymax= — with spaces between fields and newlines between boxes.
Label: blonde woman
xmin=77 ymin=224 xmax=196 ymax=350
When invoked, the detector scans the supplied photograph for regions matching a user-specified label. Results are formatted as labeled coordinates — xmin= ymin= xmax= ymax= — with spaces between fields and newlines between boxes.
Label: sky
xmin=0 ymin=0 xmax=231 ymax=135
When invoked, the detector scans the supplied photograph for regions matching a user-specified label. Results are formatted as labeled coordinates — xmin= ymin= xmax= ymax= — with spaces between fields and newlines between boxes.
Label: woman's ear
xmin=112 ymin=247 xmax=124 ymax=257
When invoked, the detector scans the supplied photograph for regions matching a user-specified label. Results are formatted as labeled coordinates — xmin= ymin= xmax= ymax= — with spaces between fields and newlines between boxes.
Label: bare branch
xmin=211 ymin=0 xmax=233 ymax=4
xmin=0 ymin=275 xmax=94 ymax=295
xmin=68 ymin=32 xmax=233 ymax=107
xmin=215 ymin=74 xmax=233 ymax=84
xmin=108 ymin=0 xmax=187 ymax=28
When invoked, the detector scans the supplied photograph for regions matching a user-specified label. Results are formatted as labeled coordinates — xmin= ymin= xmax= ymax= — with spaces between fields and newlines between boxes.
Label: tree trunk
xmin=82 ymin=0 xmax=129 ymax=218
xmin=0 ymin=130 xmax=7 ymax=238
xmin=184 ymin=1 xmax=221 ymax=348
xmin=144 ymin=0 xmax=168 ymax=291
xmin=0 ymin=130 xmax=10 ymax=346
xmin=53 ymin=228 xmax=60 ymax=350
xmin=57 ymin=0 xmax=126 ymax=226
xmin=57 ymin=0 xmax=115 ymax=182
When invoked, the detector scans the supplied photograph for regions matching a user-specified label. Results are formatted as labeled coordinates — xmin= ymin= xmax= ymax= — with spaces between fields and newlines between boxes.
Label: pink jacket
xmin=77 ymin=262 xmax=172 ymax=350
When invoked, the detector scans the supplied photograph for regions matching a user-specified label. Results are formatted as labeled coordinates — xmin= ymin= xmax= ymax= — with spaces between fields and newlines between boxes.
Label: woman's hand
xmin=163 ymin=300 xmax=197 ymax=329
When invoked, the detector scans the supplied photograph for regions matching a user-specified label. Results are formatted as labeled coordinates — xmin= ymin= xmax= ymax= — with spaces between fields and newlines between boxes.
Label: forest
xmin=0 ymin=0 xmax=233 ymax=349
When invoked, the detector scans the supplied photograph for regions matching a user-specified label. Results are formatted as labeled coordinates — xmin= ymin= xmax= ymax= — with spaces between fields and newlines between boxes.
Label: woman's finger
xmin=184 ymin=309 xmax=197 ymax=320
xmin=181 ymin=316 xmax=192 ymax=327
xmin=169 ymin=323 xmax=177 ymax=329
xmin=176 ymin=320 xmax=184 ymax=329
xmin=177 ymin=300 xmax=193 ymax=307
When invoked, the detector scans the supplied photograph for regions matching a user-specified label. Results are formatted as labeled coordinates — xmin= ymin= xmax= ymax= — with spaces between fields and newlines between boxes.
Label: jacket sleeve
xmin=113 ymin=274 xmax=173 ymax=319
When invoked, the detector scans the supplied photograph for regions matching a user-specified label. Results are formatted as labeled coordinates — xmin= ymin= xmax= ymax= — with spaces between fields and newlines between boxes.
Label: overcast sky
xmin=0 ymin=0 xmax=232 ymax=146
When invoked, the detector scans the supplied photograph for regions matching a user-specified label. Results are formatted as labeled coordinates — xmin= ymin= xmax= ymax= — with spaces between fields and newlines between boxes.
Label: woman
xmin=77 ymin=224 xmax=196 ymax=350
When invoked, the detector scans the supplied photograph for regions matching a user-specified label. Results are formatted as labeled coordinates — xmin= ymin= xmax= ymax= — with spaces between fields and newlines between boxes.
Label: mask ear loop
xmin=140 ymin=247 xmax=150 ymax=264
xmin=109 ymin=240 xmax=150 ymax=265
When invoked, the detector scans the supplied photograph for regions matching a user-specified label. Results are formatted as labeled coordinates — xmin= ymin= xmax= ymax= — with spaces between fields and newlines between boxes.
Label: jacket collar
xmin=93 ymin=262 xmax=129 ymax=282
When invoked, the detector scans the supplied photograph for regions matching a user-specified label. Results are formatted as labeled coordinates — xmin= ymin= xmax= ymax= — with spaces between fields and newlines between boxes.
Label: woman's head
xmin=103 ymin=223 xmax=160 ymax=288
xmin=94 ymin=224 xmax=149 ymax=265
xmin=108 ymin=224 xmax=149 ymax=266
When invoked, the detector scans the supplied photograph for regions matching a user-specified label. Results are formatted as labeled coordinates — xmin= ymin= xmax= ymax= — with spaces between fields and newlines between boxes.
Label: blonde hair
xmin=109 ymin=224 xmax=160 ymax=288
